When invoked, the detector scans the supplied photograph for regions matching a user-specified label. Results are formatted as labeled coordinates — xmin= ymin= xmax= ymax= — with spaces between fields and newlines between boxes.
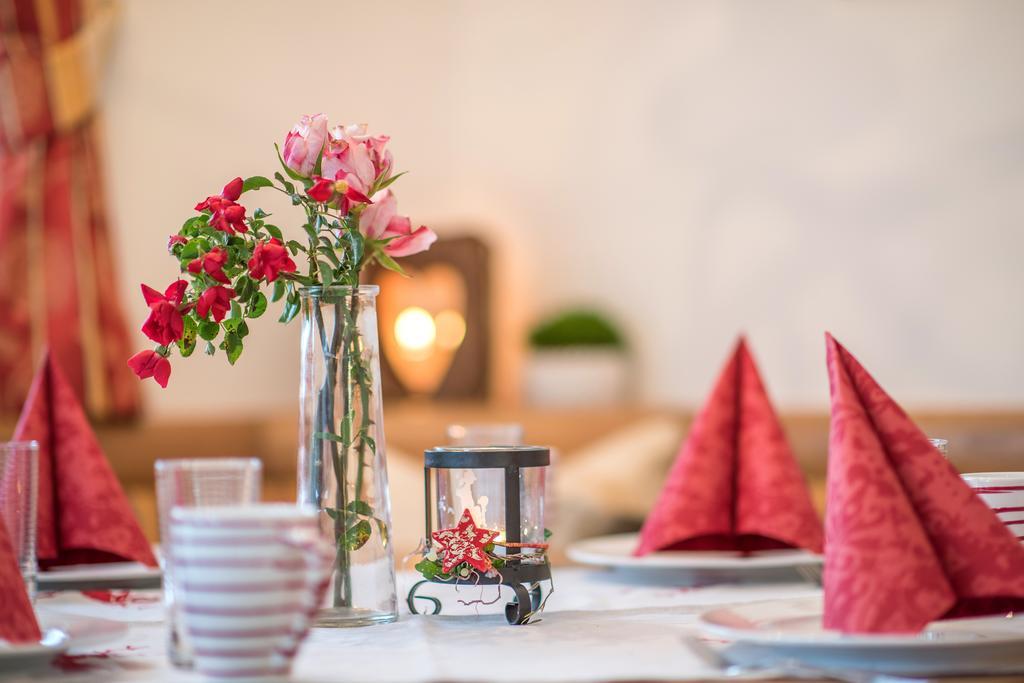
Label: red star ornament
xmin=431 ymin=509 xmax=499 ymax=574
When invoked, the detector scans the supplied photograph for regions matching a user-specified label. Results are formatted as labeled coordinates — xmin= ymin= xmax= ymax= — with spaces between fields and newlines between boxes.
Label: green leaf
xmin=319 ymin=261 xmax=335 ymax=286
xmin=345 ymin=230 xmax=364 ymax=266
xmin=286 ymin=240 xmax=305 ymax=256
xmin=278 ymin=289 xmax=301 ymax=324
xmin=278 ymin=300 xmax=300 ymax=324
xmin=247 ymin=291 xmax=267 ymax=318
xmin=314 ymin=431 xmax=346 ymax=444
xmin=204 ymin=341 xmax=216 ymax=356
xmin=414 ymin=558 xmax=439 ymax=580
xmin=178 ymin=316 xmax=198 ymax=358
xmin=344 ymin=520 xmax=372 ymax=551
xmin=317 ymin=245 xmax=340 ymax=268
xmin=198 ymin=320 xmax=220 ymax=341
xmin=264 ymin=224 xmax=283 ymax=242
xmin=274 ymin=143 xmax=308 ymax=182
xmin=181 ymin=215 xmax=207 ymax=235
xmin=273 ymin=172 xmax=295 ymax=195
xmin=224 ymin=332 xmax=243 ymax=365
xmin=252 ymin=208 xmax=268 ymax=220
xmin=373 ymin=517 xmax=389 ymax=548
xmin=345 ymin=500 xmax=374 ymax=517
xmin=375 ymin=251 xmax=406 ymax=276
xmin=179 ymin=241 xmax=200 ymax=260
xmin=312 ymin=146 xmax=324 ymax=178
xmin=271 ymin=279 xmax=286 ymax=303
xmin=375 ymin=171 xmax=407 ymax=192
xmin=223 ymin=316 xmax=241 ymax=332
xmin=233 ymin=275 xmax=252 ymax=302
xmin=242 ymin=176 xmax=273 ymax=193
xmin=324 ymin=507 xmax=341 ymax=521
xmin=229 ymin=299 xmax=243 ymax=320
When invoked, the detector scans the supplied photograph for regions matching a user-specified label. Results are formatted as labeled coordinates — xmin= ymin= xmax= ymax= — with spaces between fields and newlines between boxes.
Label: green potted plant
xmin=524 ymin=309 xmax=630 ymax=406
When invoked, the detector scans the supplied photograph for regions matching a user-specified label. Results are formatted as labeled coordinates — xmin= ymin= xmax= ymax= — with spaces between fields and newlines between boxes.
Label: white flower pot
xmin=524 ymin=348 xmax=630 ymax=407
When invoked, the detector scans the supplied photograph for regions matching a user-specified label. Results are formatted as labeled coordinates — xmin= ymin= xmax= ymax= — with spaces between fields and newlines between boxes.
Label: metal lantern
xmin=407 ymin=446 xmax=552 ymax=625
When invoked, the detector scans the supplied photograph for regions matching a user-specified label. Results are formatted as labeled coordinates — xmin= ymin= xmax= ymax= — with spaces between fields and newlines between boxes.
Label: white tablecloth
xmin=18 ymin=569 xmax=825 ymax=683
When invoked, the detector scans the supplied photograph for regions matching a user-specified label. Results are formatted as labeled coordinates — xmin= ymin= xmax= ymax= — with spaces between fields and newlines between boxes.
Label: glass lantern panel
xmin=434 ymin=466 xmax=545 ymax=557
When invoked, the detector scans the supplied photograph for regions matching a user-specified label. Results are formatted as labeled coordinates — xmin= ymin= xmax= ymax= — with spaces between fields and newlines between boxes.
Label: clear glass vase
xmin=297 ymin=285 xmax=397 ymax=627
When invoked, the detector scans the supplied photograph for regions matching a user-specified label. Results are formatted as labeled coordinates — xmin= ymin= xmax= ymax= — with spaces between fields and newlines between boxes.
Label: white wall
xmin=106 ymin=0 xmax=1024 ymax=418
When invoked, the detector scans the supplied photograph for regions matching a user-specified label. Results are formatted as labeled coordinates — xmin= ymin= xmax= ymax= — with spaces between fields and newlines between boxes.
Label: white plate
xmin=39 ymin=562 xmax=162 ymax=591
xmin=0 ymin=629 xmax=69 ymax=673
xmin=699 ymin=596 xmax=1024 ymax=675
xmin=567 ymin=533 xmax=823 ymax=571
xmin=37 ymin=611 xmax=130 ymax=651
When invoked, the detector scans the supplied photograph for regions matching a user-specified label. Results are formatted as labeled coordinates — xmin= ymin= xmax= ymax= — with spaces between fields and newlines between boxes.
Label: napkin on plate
xmin=13 ymin=352 xmax=156 ymax=569
xmin=0 ymin=520 xmax=40 ymax=643
xmin=635 ymin=337 xmax=823 ymax=555
xmin=824 ymin=333 xmax=1024 ymax=633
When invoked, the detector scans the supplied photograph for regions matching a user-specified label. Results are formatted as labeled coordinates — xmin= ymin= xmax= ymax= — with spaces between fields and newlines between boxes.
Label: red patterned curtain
xmin=0 ymin=0 xmax=139 ymax=419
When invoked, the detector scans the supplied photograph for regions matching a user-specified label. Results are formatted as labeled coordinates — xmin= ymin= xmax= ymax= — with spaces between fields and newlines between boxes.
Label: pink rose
xmin=282 ymin=113 xmax=328 ymax=177
xmin=321 ymin=124 xmax=391 ymax=197
xmin=359 ymin=190 xmax=437 ymax=257
xmin=383 ymin=219 xmax=437 ymax=258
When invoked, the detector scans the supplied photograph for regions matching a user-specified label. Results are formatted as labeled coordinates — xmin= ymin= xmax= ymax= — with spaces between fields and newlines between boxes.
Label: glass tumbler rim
xmin=155 ymin=457 xmax=262 ymax=473
xmin=1 ymin=440 xmax=39 ymax=452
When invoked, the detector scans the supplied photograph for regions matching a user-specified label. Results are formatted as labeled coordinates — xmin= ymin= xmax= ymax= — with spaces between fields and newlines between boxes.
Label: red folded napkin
xmin=13 ymin=352 xmax=156 ymax=568
xmin=0 ymin=520 xmax=40 ymax=643
xmin=824 ymin=334 xmax=1024 ymax=633
xmin=636 ymin=338 xmax=823 ymax=555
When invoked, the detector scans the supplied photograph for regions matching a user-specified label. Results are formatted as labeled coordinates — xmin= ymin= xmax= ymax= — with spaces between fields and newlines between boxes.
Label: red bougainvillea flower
xmin=360 ymin=190 xmax=437 ymax=257
xmin=195 ymin=177 xmax=249 ymax=235
xmin=248 ymin=238 xmax=297 ymax=283
xmin=187 ymin=247 xmax=231 ymax=284
xmin=196 ymin=285 xmax=236 ymax=323
xmin=127 ymin=350 xmax=171 ymax=388
xmin=141 ymin=280 xmax=190 ymax=345
xmin=167 ymin=234 xmax=188 ymax=252
xmin=306 ymin=176 xmax=335 ymax=203
xmin=195 ymin=177 xmax=244 ymax=211
xmin=209 ymin=202 xmax=248 ymax=235
xmin=306 ymin=175 xmax=373 ymax=208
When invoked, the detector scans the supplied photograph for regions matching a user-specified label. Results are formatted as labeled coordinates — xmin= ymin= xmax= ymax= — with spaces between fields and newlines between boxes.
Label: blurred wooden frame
xmin=367 ymin=235 xmax=490 ymax=400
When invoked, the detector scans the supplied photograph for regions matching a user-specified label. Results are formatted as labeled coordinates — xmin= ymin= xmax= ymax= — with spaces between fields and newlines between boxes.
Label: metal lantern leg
xmin=406 ymin=580 xmax=443 ymax=615
xmin=504 ymin=582 xmax=534 ymax=625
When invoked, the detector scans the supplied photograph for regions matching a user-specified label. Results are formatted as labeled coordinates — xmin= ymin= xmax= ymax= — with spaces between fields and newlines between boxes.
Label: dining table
xmin=10 ymin=567 xmax=1021 ymax=683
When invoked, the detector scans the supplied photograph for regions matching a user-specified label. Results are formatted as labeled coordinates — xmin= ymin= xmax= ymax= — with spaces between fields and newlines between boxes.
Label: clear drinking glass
xmin=446 ymin=423 xmax=524 ymax=447
xmin=929 ymin=438 xmax=949 ymax=457
xmin=0 ymin=441 xmax=38 ymax=601
xmin=296 ymin=285 xmax=397 ymax=627
xmin=155 ymin=457 xmax=262 ymax=668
